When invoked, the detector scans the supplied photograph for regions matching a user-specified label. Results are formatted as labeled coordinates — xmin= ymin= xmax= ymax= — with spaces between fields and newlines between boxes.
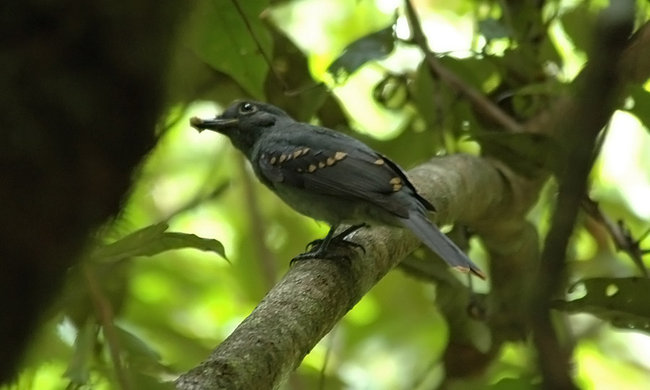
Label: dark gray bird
xmin=190 ymin=101 xmax=485 ymax=279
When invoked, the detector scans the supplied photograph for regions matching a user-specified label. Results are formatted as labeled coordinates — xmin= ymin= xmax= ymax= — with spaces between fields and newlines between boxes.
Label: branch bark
xmin=175 ymin=153 xmax=537 ymax=389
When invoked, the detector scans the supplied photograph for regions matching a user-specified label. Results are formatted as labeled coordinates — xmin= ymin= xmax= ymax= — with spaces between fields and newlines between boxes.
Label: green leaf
xmin=91 ymin=222 xmax=227 ymax=263
xmin=115 ymin=326 xmax=175 ymax=389
xmin=187 ymin=0 xmax=271 ymax=99
xmin=115 ymin=325 xmax=162 ymax=363
xmin=555 ymin=277 xmax=650 ymax=334
xmin=327 ymin=25 xmax=395 ymax=83
xmin=263 ymin=27 xmax=330 ymax=122
xmin=438 ymin=56 xmax=500 ymax=91
xmin=411 ymin=62 xmax=439 ymax=129
xmin=478 ymin=18 xmax=511 ymax=40
xmin=489 ymin=377 xmax=540 ymax=390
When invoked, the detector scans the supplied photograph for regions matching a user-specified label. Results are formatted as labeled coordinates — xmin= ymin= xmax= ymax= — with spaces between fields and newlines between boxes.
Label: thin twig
xmin=582 ymin=197 xmax=649 ymax=277
xmin=83 ymin=264 xmax=132 ymax=390
xmin=404 ymin=0 xmax=524 ymax=133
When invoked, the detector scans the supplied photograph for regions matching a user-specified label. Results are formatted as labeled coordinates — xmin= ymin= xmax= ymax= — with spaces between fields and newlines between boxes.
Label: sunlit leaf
xmin=489 ymin=376 xmax=540 ymax=389
xmin=555 ymin=277 xmax=650 ymax=334
xmin=91 ymin=222 xmax=227 ymax=263
xmin=187 ymin=0 xmax=271 ymax=98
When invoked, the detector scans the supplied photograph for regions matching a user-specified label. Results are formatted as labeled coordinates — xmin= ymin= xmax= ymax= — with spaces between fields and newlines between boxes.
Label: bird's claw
xmin=290 ymin=250 xmax=352 ymax=267
xmin=293 ymin=223 xmax=367 ymax=265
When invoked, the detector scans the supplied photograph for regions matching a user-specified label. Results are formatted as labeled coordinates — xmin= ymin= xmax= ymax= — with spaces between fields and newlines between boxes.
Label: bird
xmin=190 ymin=100 xmax=485 ymax=279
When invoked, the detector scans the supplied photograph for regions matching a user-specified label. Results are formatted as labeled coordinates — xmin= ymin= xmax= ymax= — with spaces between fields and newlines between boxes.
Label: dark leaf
xmin=91 ymin=223 xmax=227 ymax=263
xmin=554 ymin=277 xmax=650 ymax=334
xmin=411 ymin=61 xmax=440 ymax=129
xmin=264 ymin=25 xmax=330 ymax=121
xmin=327 ymin=25 xmax=395 ymax=82
xmin=438 ymin=56 xmax=500 ymax=91
xmin=373 ymin=74 xmax=408 ymax=109
xmin=115 ymin=325 xmax=162 ymax=363
xmin=479 ymin=18 xmax=512 ymax=40
xmin=560 ymin=4 xmax=596 ymax=52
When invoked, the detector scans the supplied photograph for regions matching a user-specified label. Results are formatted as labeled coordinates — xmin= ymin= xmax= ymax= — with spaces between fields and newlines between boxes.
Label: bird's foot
xmin=292 ymin=224 xmax=367 ymax=265
xmin=304 ymin=224 xmax=367 ymax=252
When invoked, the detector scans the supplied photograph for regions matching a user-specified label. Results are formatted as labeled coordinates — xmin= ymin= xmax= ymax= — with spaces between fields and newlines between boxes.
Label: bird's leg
xmin=330 ymin=223 xmax=367 ymax=254
xmin=305 ymin=223 xmax=367 ymax=252
xmin=292 ymin=223 xmax=367 ymax=264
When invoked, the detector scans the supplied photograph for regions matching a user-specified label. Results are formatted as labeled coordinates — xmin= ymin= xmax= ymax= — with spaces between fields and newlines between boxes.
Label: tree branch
xmin=175 ymin=153 xmax=533 ymax=389
xmin=404 ymin=0 xmax=524 ymax=133
xmin=529 ymin=2 xmax=635 ymax=388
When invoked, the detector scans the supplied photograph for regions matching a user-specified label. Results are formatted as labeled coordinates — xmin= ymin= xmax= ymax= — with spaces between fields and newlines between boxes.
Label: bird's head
xmin=190 ymin=101 xmax=291 ymax=155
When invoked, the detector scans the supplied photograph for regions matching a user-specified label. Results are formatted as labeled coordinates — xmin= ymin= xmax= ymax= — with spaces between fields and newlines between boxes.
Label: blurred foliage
xmin=556 ymin=277 xmax=650 ymax=332
xmin=6 ymin=0 xmax=650 ymax=389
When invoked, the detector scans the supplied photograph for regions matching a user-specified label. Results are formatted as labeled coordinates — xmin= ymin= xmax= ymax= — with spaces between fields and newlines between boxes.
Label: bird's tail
xmin=400 ymin=212 xmax=486 ymax=279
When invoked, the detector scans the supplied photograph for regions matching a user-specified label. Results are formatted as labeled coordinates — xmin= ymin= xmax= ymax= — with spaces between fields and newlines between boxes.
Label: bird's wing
xmin=257 ymin=127 xmax=433 ymax=218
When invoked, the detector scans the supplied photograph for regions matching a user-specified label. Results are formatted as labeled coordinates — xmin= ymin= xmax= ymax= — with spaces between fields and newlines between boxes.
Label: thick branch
xmin=529 ymin=2 xmax=635 ymax=389
xmin=175 ymin=154 xmax=528 ymax=389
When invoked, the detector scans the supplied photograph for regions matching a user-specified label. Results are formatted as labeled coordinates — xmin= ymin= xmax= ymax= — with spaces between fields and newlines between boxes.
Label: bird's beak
xmin=189 ymin=116 xmax=239 ymax=132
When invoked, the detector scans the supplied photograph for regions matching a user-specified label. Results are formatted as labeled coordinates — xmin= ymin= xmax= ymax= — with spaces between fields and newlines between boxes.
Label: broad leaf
xmin=91 ymin=223 xmax=227 ymax=263
xmin=327 ymin=25 xmax=395 ymax=83
xmin=187 ymin=0 xmax=271 ymax=98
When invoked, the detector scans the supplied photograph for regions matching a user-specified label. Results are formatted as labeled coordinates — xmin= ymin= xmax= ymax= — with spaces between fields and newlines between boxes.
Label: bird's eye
xmin=238 ymin=102 xmax=257 ymax=115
